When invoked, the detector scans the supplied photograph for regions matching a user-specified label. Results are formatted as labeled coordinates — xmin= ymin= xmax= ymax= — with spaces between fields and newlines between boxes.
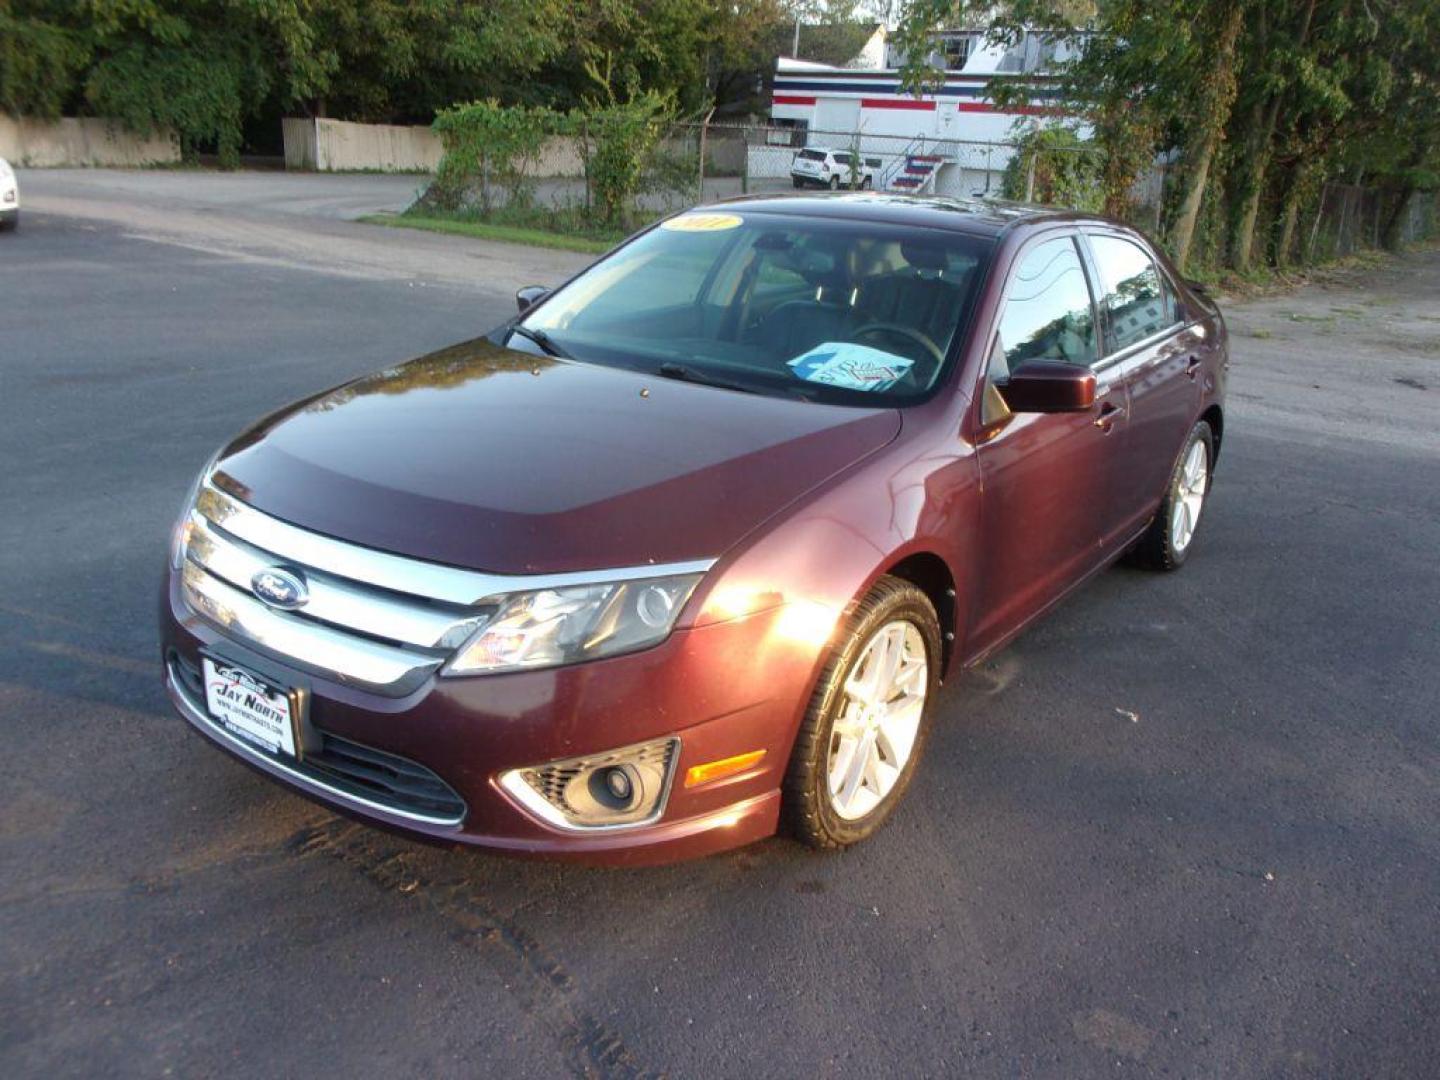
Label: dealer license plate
xmin=203 ymin=657 xmax=296 ymax=757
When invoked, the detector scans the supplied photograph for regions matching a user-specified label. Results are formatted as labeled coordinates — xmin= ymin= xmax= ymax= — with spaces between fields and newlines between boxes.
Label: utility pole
xmin=793 ymin=17 xmax=800 ymax=57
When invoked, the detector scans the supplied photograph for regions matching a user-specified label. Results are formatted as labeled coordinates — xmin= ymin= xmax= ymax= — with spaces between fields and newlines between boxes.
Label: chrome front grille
xmin=177 ymin=477 xmax=716 ymax=697
xmin=179 ymin=481 xmax=500 ymax=696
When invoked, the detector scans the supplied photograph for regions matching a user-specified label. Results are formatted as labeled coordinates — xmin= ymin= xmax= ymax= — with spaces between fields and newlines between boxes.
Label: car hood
xmin=214 ymin=336 xmax=901 ymax=575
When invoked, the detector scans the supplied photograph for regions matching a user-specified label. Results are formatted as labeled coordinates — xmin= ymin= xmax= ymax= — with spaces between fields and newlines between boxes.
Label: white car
xmin=790 ymin=147 xmax=877 ymax=190
xmin=0 ymin=158 xmax=17 ymax=231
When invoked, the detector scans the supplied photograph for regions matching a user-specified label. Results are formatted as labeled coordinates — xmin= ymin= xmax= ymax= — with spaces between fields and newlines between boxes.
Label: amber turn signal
xmin=684 ymin=749 xmax=767 ymax=788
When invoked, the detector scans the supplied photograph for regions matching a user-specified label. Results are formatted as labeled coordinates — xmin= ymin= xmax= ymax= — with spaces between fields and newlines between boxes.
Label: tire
xmin=792 ymin=177 xmax=803 ymax=189
xmin=0 ymin=213 xmax=16 ymax=233
xmin=1128 ymin=420 xmax=1214 ymax=571
xmin=828 ymin=174 xmax=841 ymax=190
xmin=862 ymin=176 xmax=874 ymax=190
xmin=783 ymin=575 xmax=942 ymax=849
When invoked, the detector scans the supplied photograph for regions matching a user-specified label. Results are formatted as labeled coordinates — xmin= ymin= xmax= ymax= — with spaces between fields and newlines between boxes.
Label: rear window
xmin=798 ymin=150 xmax=826 ymax=162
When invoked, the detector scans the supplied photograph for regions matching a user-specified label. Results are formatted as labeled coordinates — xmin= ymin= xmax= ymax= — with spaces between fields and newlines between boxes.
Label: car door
xmin=967 ymin=232 xmax=1130 ymax=656
xmin=1081 ymin=231 xmax=1200 ymax=547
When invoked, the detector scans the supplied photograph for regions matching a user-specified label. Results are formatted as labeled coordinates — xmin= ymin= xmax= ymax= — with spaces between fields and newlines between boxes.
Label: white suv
xmin=0 ymin=158 xmax=18 ymax=231
xmin=790 ymin=148 xmax=876 ymax=191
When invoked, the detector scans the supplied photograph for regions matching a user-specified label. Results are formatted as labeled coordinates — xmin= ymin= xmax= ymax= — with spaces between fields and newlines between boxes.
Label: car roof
xmin=712 ymin=192 xmax=1107 ymax=240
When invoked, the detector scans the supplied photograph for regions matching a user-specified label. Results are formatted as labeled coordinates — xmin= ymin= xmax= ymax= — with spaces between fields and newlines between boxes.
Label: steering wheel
xmin=850 ymin=323 xmax=945 ymax=368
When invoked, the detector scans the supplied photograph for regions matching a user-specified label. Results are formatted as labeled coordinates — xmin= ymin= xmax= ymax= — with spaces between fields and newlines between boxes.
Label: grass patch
xmin=361 ymin=212 xmax=622 ymax=255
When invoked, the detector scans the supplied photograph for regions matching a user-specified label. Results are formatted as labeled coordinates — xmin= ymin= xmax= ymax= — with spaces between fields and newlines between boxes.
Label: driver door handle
xmin=1093 ymin=402 xmax=1125 ymax=432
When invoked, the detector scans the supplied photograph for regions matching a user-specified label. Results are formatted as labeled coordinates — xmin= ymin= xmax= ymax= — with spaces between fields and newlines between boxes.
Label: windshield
xmin=514 ymin=210 xmax=991 ymax=406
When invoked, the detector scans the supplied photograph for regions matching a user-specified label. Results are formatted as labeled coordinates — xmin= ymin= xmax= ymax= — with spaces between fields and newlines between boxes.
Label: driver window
xmin=994 ymin=237 xmax=1098 ymax=375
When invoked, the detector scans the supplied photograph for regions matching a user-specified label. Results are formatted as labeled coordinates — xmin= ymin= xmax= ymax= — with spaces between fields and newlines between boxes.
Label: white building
xmin=765 ymin=29 xmax=1084 ymax=197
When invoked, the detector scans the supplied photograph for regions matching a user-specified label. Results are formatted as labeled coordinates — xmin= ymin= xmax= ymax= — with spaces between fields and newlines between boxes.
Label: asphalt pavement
xmin=1 ymin=171 xmax=1437 ymax=1078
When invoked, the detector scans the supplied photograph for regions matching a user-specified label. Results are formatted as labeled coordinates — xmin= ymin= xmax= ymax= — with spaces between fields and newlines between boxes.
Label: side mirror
xmin=515 ymin=285 xmax=549 ymax=314
xmin=1186 ymin=279 xmax=1211 ymax=297
xmin=997 ymin=360 xmax=1096 ymax=414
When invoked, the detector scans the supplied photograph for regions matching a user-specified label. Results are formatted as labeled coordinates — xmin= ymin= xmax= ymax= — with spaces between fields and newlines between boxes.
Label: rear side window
xmin=1089 ymin=235 xmax=1174 ymax=352
xmin=994 ymin=237 xmax=1098 ymax=372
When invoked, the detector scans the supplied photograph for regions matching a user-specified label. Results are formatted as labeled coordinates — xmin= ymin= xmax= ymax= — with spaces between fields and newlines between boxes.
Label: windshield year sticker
xmin=661 ymin=213 xmax=743 ymax=232
xmin=788 ymin=342 xmax=915 ymax=392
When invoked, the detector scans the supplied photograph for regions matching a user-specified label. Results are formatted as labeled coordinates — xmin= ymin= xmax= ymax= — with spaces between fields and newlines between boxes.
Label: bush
xmin=430 ymin=100 xmax=566 ymax=214
xmin=1002 ymin=127 xmax=1105 ymax=212
xmin=575 ymin=92 xmax=676 ymax=227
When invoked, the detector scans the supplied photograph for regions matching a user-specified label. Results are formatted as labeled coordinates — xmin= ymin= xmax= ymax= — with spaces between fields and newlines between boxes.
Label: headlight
xmin=444 ymin=573 xmax=703 ymax=676
xmin=170 ymin=452 xmax=221 ymax=569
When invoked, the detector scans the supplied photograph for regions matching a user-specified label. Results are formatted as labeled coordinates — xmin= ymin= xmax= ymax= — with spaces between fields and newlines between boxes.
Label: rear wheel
xmin=0 ymin=213 xmax=16 ymax=233
xmin=784 ymin=576 xmax=941 ymax=848
xmin=792 ymin=177 xmax=803 ymax=189
xmin=828 ymin=174 xmax=841 ymax=190
xmin=1128 ymin=421 xmax=1214 ymax=571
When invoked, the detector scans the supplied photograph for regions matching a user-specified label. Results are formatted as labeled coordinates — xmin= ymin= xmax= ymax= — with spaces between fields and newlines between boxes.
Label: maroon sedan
xmin=161 ymin=195 xmax=1226 ymax=864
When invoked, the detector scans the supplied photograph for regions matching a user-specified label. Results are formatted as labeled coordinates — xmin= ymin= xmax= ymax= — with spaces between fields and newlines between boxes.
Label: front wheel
xmin=1128 ymin=420 xmax=1214 ymax=571
xmin=784 ymin=576 xmax=941 ymax=849
xmin=792 ymin=177 xmax=803 ymax=189
xmin=828 ymin=174 xmax=841 ymax=190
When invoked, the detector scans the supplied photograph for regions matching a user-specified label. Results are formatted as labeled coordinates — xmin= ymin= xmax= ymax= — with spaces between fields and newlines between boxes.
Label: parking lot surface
xmin=2 ymin=172 xmax=1437 ymax=1078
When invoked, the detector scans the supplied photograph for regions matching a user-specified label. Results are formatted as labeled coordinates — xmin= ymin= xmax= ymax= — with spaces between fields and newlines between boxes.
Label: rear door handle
xmin=1185 ymin=355 xmax=1203 ymax=380
xmin=1093 ymin=402 xmax=1125 ymax=431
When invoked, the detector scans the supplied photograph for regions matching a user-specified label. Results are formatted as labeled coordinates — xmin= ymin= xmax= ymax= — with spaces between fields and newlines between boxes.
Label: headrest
xmin=901 ymin=240 xmax=948 ymax=272
xmin=780 ymin=243 xmax=846 ymax=289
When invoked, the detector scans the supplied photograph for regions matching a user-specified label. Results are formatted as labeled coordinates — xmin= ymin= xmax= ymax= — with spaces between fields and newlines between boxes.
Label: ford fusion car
xmin=161 ymin=194 xmax=1227 ymax=864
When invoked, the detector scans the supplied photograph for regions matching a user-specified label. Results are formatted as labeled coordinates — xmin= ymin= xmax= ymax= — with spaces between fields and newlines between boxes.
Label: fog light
xmin=500 ymin=738 xmax=679 ymax=830
xmin=599 ymin=765 xmax=636 ymax=806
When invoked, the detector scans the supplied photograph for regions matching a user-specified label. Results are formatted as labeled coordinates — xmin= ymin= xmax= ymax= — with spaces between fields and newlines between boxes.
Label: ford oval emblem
xmin=251 ymin=567 xmax=308 ymax=611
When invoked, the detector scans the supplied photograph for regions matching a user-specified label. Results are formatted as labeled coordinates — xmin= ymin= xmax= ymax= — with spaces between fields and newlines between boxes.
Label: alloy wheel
xmin=1170 ymin=438 xmax=1209 ymax=553
xmin=827 ymin=620 xmax=928 ymax=820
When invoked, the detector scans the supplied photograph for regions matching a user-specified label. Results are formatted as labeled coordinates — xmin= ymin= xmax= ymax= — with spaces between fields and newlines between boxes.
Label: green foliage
xmin=430 ymin=99 xmax=566 ymax=213
xmin=424 ymin=92 xmax=689 ymax=232
xmin=574 ymin=91 xmax=678 ymax=226
xmin=893 ymin=0 xmax=1440 ymax=270
xmin=1 ymin=1 xmax=785 ymax=163
xmin=0 ymin=3 xmax=90 ymax=119
xmin=1001 ymin=126 xmax=1103 ymax=211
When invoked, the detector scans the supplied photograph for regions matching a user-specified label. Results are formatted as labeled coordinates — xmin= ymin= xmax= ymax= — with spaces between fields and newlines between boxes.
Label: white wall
xmin=0 ymin=115 xmax=180 ymax=167
xmin=314 ymin=118 xmax=443 ymax=172
xmin=283 ymin=118 xmax=591 ymax=176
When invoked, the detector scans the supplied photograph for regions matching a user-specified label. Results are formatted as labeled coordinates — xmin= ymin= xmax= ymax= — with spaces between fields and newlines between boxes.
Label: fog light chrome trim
xmin=499 ymin=737 xmax=680 ymax=832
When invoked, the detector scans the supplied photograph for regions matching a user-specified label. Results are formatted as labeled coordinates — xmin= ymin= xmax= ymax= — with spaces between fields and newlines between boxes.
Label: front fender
xmin=691 ymin=396 xmax=981 ymax=675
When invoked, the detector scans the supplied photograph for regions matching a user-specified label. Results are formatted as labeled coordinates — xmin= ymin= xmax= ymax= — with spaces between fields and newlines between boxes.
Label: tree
xmin=890 ymin=0 xmax=1439 ymax=272
xmin=0 ymin=1 xmax=90 ymax=119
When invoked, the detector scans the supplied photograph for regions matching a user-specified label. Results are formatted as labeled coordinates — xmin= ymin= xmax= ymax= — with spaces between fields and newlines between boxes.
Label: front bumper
xmin=161 ymin=570 xmax=818 ymax=864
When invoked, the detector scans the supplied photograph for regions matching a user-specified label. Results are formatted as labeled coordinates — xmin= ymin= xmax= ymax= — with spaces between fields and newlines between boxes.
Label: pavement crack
xmin=288 ymin=819 xmax=661 ymax=1079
